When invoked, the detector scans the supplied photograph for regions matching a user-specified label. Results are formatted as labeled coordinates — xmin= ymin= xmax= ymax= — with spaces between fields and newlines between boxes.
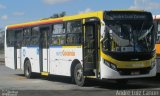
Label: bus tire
xmin=24 ymin=60 xmax=33 ymax=79
xmin=73 ymin=64 xmax=85 ymax=86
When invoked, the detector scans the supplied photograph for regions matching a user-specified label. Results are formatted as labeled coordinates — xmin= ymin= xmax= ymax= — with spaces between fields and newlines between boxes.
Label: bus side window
xmin=53 ymin=23 xmax=65 ymax=34
xmin=66 ymin=20 xmax=82 ymax=45
xmin=51 ymin=36 xmax=59 ymax=45
xmin=15 ymin=30 xmax=23 ymax=48
xmin=31 ymin=27 xmax=40 ymax=46
xmin=7 ymin=30 xmax=15 ymax=47
xmin=51 ymin=23 xmax=66 ymax=46
xmin=23 ymin=28 xmax=31 ymax=46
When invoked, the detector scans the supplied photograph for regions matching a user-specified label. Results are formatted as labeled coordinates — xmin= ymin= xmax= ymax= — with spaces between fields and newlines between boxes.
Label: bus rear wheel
xmin=24 ymin=60 xmax=33 ymax=79
xmin=73 ymin=64 xmax=85 ymax=86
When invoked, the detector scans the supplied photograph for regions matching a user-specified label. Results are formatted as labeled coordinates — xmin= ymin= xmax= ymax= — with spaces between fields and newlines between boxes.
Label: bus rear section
xmin=154 ymin=15 xmax=160 ymax=73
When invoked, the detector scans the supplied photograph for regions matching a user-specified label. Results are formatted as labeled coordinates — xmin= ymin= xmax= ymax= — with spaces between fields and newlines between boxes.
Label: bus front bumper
xmin=100 ymin=63 xmax=157 ymax=79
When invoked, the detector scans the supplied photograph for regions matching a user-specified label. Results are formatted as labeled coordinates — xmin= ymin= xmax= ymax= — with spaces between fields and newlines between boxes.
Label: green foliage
xmin=50 ymin=11 xmax=66 ymax=18
xmin=41 ymin=11 xmax=66 ymax=20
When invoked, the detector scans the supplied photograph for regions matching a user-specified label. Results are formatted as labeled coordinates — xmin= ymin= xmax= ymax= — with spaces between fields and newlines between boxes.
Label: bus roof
xmin=110 ymin=10 xmax=145 ymax=12
xmin=7 ymin=11 xmax=103 ymax=30
xmin=7 ymin=10 xmax=150 ymax=30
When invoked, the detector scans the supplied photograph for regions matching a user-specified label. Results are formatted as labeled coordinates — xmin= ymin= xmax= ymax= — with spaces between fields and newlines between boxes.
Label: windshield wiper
xmin=138 ymin=25 xmax=153 ymax=40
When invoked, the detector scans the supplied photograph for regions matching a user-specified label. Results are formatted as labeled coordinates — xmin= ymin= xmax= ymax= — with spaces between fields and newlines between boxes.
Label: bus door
xmin=83 ymin=18 xmax=100 ymax=76
xmin=39 ymin=27 xmax=50 ymax=72
xmin=15 ymin=30 xmax=23 ymax=69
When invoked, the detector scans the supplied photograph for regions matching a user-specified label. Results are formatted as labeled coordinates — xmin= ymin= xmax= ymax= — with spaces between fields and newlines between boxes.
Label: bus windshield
xmin=103 ymin=11 xmax=155 ymax=53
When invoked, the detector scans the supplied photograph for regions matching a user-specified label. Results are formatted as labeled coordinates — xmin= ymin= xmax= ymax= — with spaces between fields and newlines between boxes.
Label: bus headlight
xmin=104 ymin=60 xmax=117 ymax=71
xmin=151 ymin=60 xmax=156 ymax=69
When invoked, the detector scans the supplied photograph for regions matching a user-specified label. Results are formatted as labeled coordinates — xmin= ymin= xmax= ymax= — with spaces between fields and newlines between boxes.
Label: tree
xmin=41 ymin=11 xmax=66 ymax=20
xmin=50 ymin=11 xmax=66 ymax=18
xmin=59 ymin=11 xmax=66 ymax=17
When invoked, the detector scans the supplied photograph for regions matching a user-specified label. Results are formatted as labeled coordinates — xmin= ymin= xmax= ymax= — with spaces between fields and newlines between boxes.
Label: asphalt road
xmin=1 ymin=64 xmax=160 ymax=96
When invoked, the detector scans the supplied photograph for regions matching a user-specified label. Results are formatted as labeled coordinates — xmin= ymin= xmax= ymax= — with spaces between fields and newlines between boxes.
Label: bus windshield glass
xmin=103 ymin=11 xmax=155 ymax=53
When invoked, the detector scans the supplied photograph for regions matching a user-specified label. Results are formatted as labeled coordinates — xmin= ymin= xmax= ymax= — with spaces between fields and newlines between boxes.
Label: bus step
xmin=41 ymin=72 xmax=49 ymax=76
xmin=83 ymin=69 xmax=95 ymax=76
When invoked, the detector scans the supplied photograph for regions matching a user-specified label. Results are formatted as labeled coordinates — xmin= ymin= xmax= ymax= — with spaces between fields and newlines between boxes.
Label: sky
xmin=0 ymin=0 xmax=160 ymax=29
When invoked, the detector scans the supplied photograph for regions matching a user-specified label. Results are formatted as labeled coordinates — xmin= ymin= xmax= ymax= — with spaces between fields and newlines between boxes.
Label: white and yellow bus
xmin=5 ymin=10 xmax=157 ymax=86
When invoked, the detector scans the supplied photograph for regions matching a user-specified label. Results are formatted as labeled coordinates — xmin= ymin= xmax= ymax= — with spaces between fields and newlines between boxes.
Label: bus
xmin=153 ymin=15 xmax=160 ymax=73
xmin=5 ymin=10 xmax=157 ymax=86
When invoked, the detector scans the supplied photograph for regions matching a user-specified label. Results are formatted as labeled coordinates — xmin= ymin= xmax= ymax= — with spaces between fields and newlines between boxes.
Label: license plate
xmin=131 ymin=71 xmax=140 ymax=75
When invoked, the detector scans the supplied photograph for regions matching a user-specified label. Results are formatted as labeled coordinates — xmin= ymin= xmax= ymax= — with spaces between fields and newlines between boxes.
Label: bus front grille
xmin=117 ymin=67 xmax=151 ymax=75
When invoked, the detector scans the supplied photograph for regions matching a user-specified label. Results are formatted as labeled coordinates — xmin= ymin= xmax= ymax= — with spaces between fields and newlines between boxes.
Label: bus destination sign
xmin=105 ymin=11 xmax=152 ymax=21
xmin=111 ymin=14 xmax=146 ymax=20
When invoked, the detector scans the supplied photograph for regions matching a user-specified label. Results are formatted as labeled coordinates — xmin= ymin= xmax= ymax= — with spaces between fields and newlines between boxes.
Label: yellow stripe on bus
xmin=62 ymin=46 xmax=82 ymax=48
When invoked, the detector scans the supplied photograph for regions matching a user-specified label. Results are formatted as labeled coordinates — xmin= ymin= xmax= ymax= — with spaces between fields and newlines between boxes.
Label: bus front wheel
xmin=74 ymin=64 xmax=85 ymax=86
xmin=24 ymin=60 xmax=33 ymax=79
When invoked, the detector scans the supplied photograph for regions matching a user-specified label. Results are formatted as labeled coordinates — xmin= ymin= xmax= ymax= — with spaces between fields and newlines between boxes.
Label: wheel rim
xmin=76 ymin=69 xmax=83 ymax=81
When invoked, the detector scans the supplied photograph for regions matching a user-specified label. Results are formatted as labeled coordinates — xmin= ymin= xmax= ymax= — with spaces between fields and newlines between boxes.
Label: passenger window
xmin=23 ymin=28 xmax=31 ymax=46
xmin=67 ymin=34 xmax=81 ymax=45
xmin=15 ymin=30 xmax=23 ymax=48
xmin=53 ymin=23 xmax=65 ymax=34
xmin=32 ymin=26 xmax=40 ymax=36
xmin=7 ymin=30 xmax=15 ymax=47
xmin=66 ymin=20 xmax=82 ymax=45
xmin=51 ymin=35 xmax=66 ymax=45
xmin=50 ymin=23 xmax=66 ymax=46
xmin=67 ymin=20 xmax=82 ymax=33
xmin=30 ymin=27 xmax=40 ymax=46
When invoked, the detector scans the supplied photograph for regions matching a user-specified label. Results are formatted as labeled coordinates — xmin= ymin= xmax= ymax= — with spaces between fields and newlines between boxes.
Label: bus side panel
xmin=20 ymin=47 xmax=40 ymax=73
xmin=49 ymin=47 xmax=82 ymax=76
xmin=21 ymin=47 xmax=26 ymax=70
xmin=5 ymin=47 xmax=15 ymax=69
xmin=26 ymin=47 xmax=40 ymax=73
xmin=16 ymin=49 xmax=21 ymax=69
